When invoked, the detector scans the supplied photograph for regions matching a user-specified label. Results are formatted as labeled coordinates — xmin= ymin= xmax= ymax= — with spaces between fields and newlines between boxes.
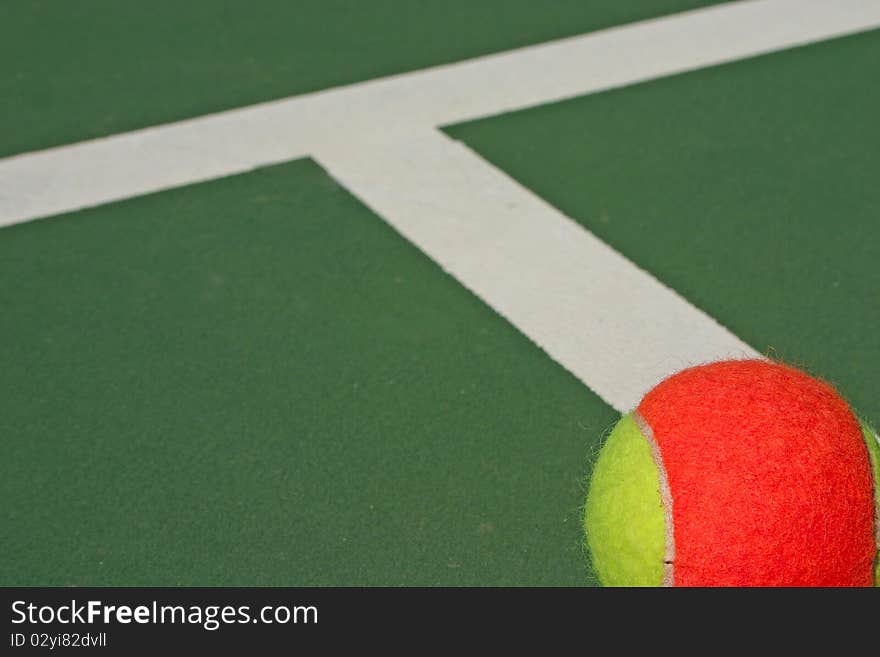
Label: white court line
xmin=1 ymin=0 xmax=878 ymax=409
xmin=2 ymin=0 xmax=879 ymax=227
xmin=315 ymin=130 xmax=757 ymax=412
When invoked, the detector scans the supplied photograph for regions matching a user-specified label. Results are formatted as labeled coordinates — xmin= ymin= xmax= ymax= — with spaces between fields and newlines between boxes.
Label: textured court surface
xmin=2 ymin=1 xmax=877 ymax=585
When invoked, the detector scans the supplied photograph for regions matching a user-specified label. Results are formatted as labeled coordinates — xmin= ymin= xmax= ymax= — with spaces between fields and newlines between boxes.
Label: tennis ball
xmin=584 ymin=359 xmax=880 ymax=587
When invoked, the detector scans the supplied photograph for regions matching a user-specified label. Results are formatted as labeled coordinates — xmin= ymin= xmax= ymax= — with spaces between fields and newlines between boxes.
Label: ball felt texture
xmin=585 ymin=359 xmax=879 ymax=587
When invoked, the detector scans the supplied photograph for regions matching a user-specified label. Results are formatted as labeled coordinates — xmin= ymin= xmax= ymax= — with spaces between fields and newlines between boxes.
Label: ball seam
xmin=633 ymin=410 xmax=675 ymax=587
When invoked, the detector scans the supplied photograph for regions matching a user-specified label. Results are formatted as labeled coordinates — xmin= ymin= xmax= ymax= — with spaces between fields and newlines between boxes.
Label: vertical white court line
xmin=315 ymin=130 xmax=759 ymax=412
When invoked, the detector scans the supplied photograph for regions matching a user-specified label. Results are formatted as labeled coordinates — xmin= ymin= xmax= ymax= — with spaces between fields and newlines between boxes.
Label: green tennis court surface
xmin=2 ymin=1 xmax=878 ymax=586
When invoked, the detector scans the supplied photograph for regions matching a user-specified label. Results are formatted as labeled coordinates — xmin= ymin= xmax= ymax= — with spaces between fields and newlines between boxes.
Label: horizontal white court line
xmin=315 ymin=129 xmax=759 ymax=412
xmin=2 ymin=0 xmax=880 ymax=227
